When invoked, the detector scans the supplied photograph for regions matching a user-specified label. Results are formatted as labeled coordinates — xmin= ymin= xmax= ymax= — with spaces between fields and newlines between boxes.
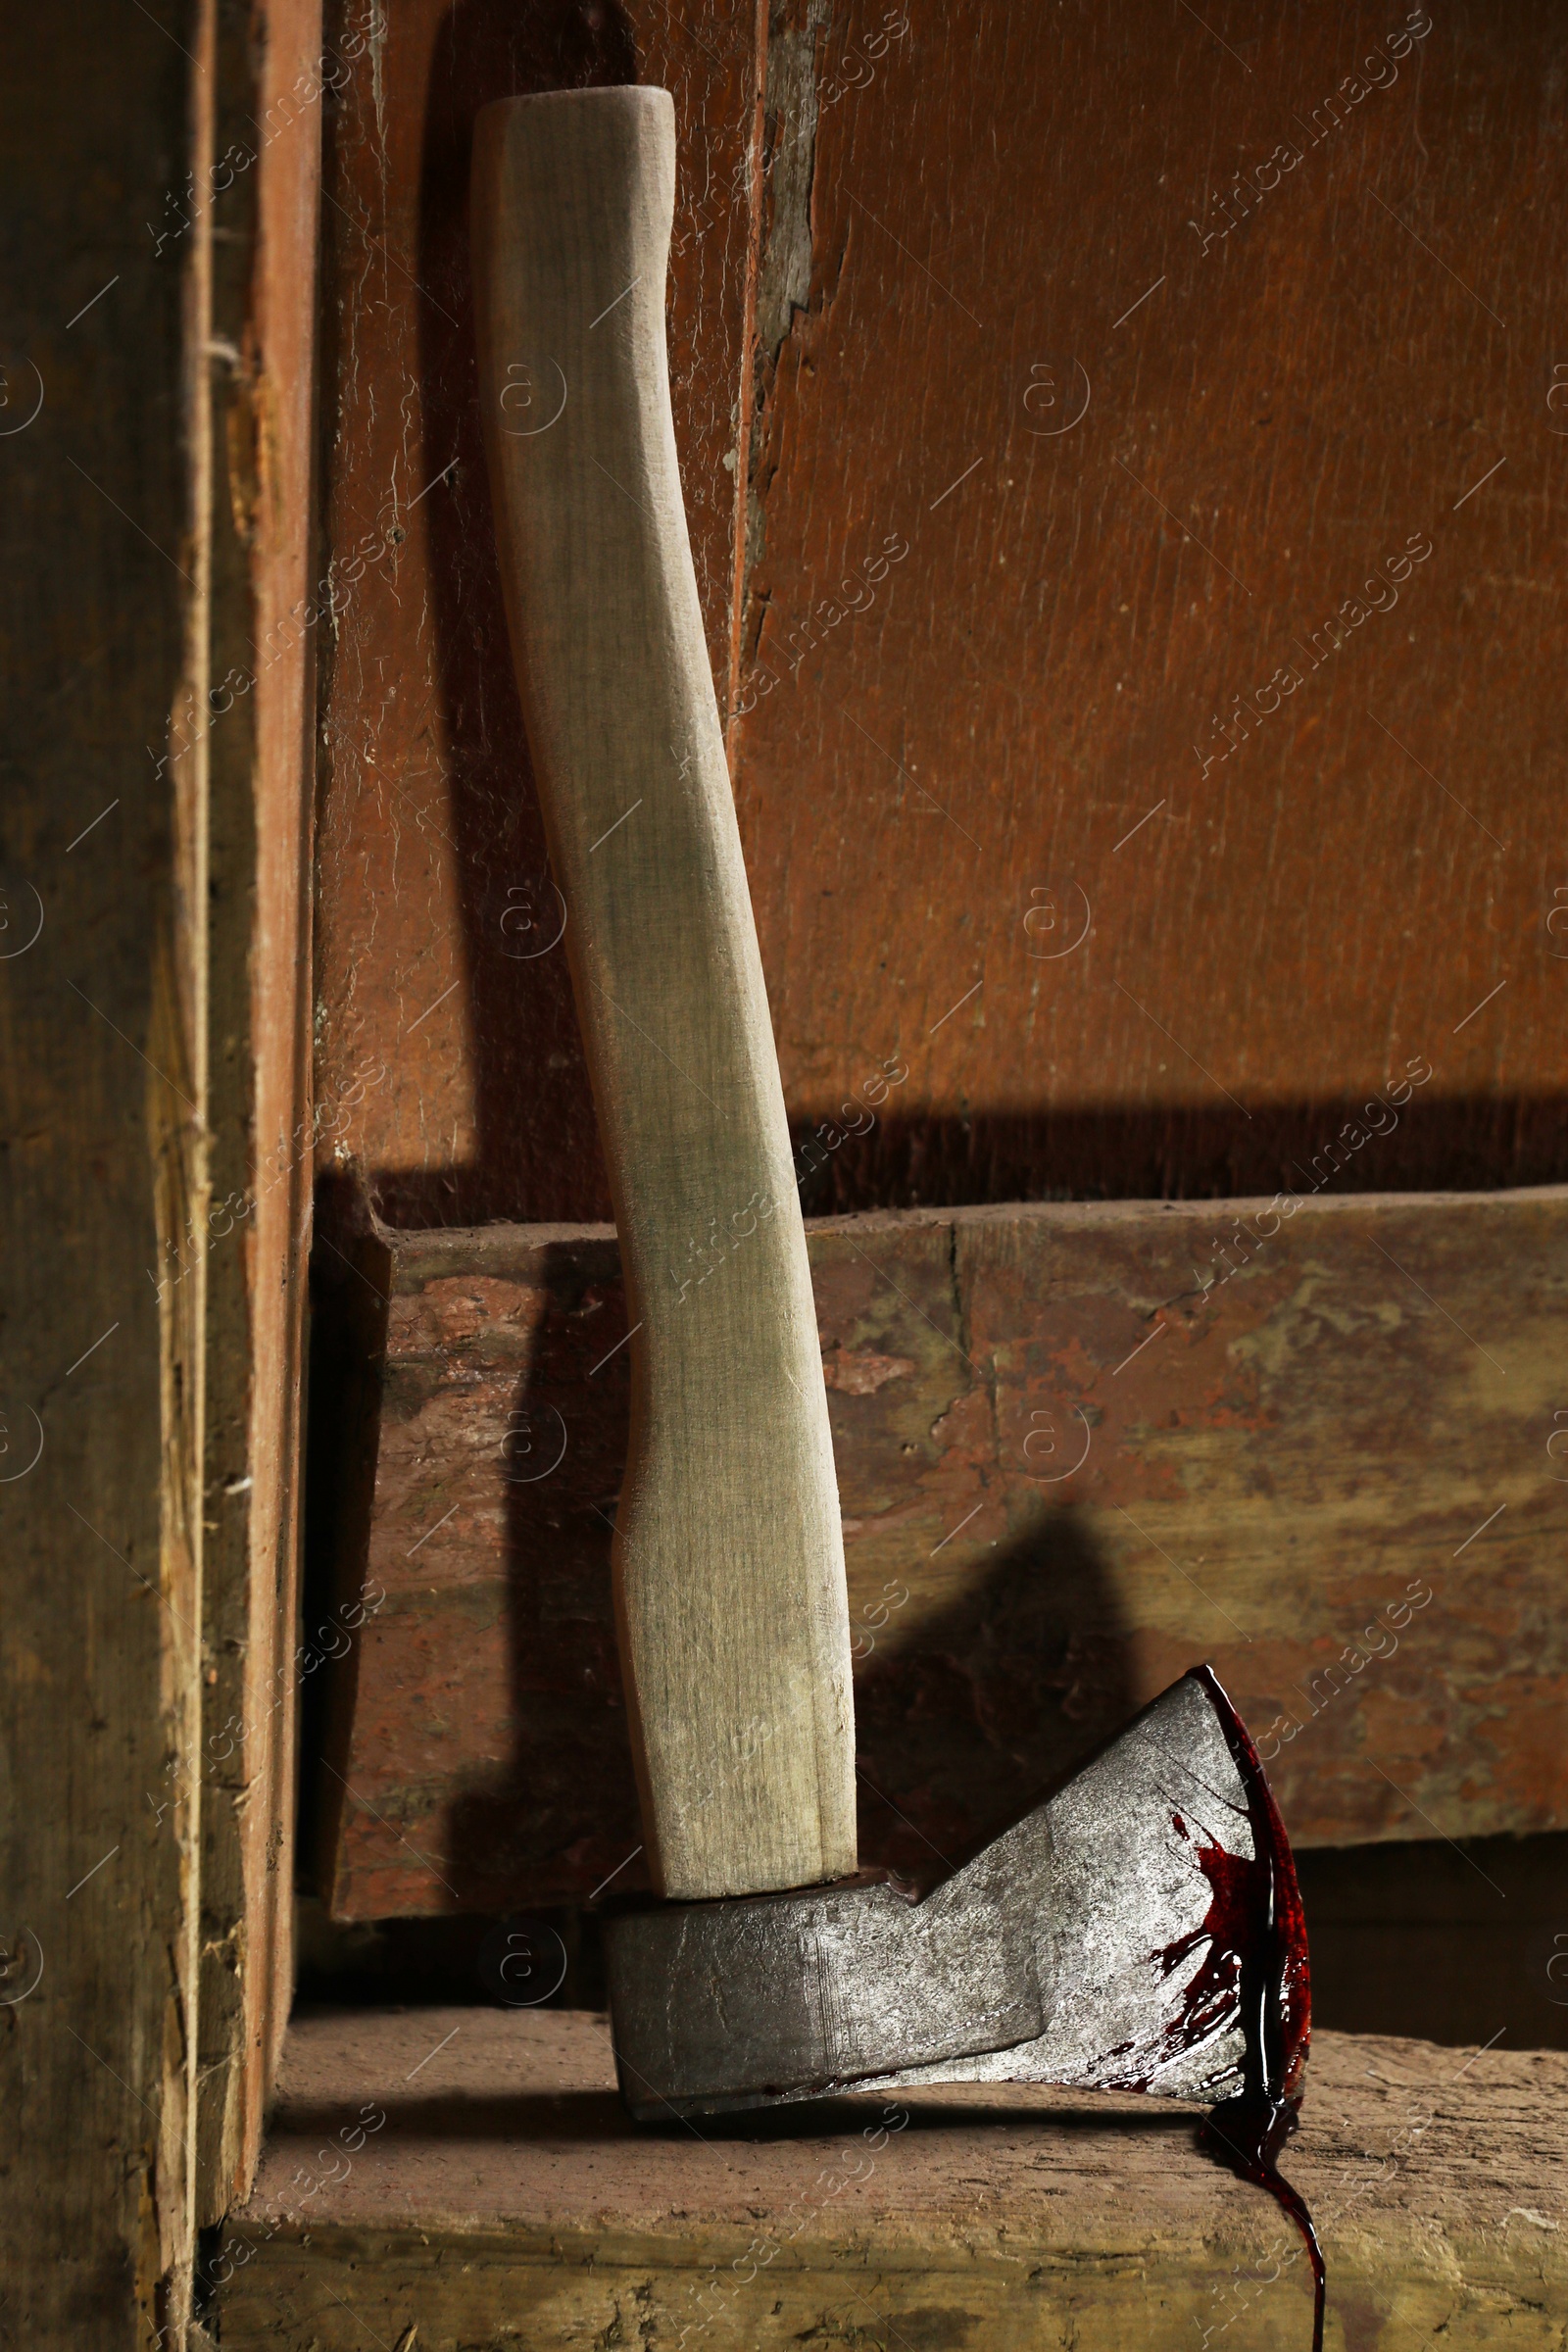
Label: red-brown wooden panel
xmin=311 ymin=3 xmax=1568 ymax=1227
xmin=733 ymin=0 xmax=1566 ymax=1207
xmin=318 ymin=1187 xmax=1568 ymax=1919
xmin=314 ymin=0 xmax=760 ymax=1223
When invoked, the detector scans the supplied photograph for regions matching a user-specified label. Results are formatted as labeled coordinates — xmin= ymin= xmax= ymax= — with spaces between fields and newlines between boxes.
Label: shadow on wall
xmin=447 ymin=1235 xmax=641 ymax=1914
xmin=300 ymin=1200 xmax=1568 ymax=2050
xmin=367 ymin=1090 xmax=1568 ymax=1232
xmin=408 ymin=0 xmax=638 ymax=1233
xmin=433 ymin=1254 xmax=1137 ymax=1907
xmin=854 ymin=1505 xmax=1136 ymax=1891
xmin=294 ymin=1193 xmax=1137 ymax=1918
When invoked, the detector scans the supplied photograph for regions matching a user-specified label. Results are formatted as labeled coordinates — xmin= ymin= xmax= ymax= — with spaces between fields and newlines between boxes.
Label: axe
xmin=471 ymin=85 xmax=1321 ymax=2344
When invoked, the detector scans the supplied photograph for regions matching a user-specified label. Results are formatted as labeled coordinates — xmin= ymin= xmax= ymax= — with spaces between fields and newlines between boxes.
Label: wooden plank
xmin=197 ymin=0 xmax=323 ymax=2221
xmin=215 ymin=2006 xmax=1567 ymax=2349
xmin=318 ymin=1185 xmax=1568 ymax=1920
xmin=0 ymin=0 xmax=321 ymax=2327
xmin=731 ymin=0 xmax=1568 ymax=1207
xmin=0 ymin=6 xmax=211 ymax=2337
xmin=307 ymin=2 xmax=1568 ymax=1235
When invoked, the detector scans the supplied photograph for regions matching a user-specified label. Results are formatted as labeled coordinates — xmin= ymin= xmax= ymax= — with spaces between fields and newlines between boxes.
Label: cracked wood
xmin=316 ymin=1187 xmax=1568 ymax=1920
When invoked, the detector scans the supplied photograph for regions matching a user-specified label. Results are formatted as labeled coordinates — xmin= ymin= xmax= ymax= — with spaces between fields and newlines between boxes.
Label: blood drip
xmin=1181 ymin=1666 xmax=1323 ymax=2352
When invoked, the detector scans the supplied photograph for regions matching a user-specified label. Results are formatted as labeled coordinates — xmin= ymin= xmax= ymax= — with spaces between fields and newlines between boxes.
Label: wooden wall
xmin=0 ymin=19 xmax=205 ymax=2332
xmin=731 ymin=0 xmax=1565 ymax=1210
xmin=0 ymin=0 xmax=320 ymax=2334
xmin=303 ymin=0 xmax=1568 ymax=1943
xmin=2 ymin=0 xmax=1557 ymax=2322
xmin=313 ymin=0 xmax=1568 ymax=1229
xmin=315 ymin=0 xmax=761 ymax=1224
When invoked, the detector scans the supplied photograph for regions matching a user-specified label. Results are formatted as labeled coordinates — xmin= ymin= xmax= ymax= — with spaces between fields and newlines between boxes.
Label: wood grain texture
xmin=197 ymin=0 xmax=323 ymax=2221
xmin=310 ymin=1 xmax=1568 ymax=1230
xmin=215 ymin=2006 xmax=1568 ymax=2349
xmin=471 ymin=87 xmax=855 ymax=1900
xmin=0 ymin=5 xmax=210 ymax=2337
xmin=733 ymin=0 xmax=1568 ymax=1205
xmin=318 ymin=1185 xmax=1568 ymax=1920
xmin=314 ymin=0 xmax=759 ymax=1226
xmin=0 ymin=0 xmax=322 ymax=2325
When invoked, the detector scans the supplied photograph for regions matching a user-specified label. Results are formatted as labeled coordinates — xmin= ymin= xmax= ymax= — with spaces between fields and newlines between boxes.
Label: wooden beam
xmin=0 ymin=0 xmax=320 ymax=2330
xmin=215 ymin=2006 xmax=1567 ymax=2348
xmin=0 ymin=6 xmax=211 ymax=2335
xmin=197 ymin=0 xmax=322 ymax=2223
xmin=316 ymin=1185 xmax=1568 ymax=1920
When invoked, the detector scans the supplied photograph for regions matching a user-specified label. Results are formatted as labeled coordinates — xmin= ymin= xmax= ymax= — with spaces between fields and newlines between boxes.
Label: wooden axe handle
xmin=471 ymin=87 xmax=857 ymax=1902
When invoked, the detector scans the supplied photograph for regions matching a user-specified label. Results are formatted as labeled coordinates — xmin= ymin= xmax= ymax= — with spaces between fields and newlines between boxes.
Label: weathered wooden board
xmin=216 ymin=2006 xmax=1568 ymax=2350
xmin=0 ymin=0 xmax=322 ymax=2330
xmin=318 ymin=1186 xmax=1568 ymax=1920
xmin=198 ymin=0 xmax=323 ymax=2220
xmin=0 ymin=5 xmax=218 ymax=2336
xmin=310 ymin=1 xmax=1568 ymax=1231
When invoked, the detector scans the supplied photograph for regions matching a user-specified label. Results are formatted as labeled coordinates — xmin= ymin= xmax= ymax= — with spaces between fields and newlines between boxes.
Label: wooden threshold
xmin=216 ymin=2005 xmax=1565 ymax=2348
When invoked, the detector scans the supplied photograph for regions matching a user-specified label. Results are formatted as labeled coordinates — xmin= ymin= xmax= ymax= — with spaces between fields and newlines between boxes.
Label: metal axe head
xmin=605 ymin=1667 xmax=1309 ymax=2130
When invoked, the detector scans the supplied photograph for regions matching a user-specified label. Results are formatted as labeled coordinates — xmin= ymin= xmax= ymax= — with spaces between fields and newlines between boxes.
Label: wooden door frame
xmin=0 ymin=1 xmax=321 ymax=2337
